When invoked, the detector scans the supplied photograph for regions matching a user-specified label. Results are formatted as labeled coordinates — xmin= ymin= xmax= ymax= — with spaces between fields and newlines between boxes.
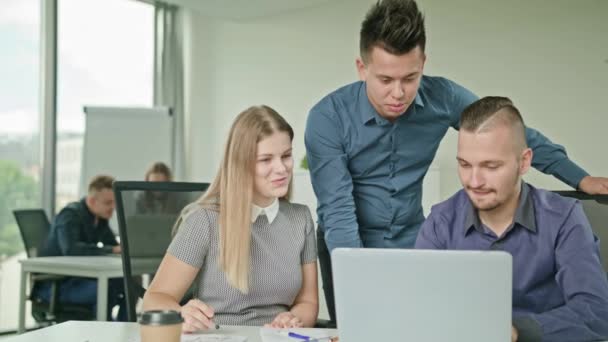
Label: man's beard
xmin=466 ymin=188 xmax=500 ymax=212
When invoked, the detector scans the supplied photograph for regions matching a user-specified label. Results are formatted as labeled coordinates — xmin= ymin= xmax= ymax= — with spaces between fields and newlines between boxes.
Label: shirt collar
xmin=358 ymin=81 xmax=425 ymax=125
xmin=513 ymin=183 xmax=537 ymax=232
xmin=251 ymin=198 xmax=279 ymax=224
xmin=463 ymin=182 xmax=537 ymax=236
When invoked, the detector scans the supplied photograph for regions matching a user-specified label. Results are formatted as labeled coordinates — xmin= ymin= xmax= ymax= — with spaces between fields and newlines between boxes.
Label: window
xmin=56 ymin=0 xmax=154 ymax=209
xmin=0 ymin=0 xmax=41 ymax=331
xmin=0 ymin=0 xmax=154 ymax=331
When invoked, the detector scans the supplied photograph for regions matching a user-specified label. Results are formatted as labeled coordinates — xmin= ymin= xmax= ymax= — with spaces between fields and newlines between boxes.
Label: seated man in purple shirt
xmin=415 ymin=96 xmax=608 ymax=342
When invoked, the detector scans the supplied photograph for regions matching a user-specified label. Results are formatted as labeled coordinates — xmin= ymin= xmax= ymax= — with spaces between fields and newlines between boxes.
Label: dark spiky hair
xmin=360 ymin=0 xmax=426 ymax=62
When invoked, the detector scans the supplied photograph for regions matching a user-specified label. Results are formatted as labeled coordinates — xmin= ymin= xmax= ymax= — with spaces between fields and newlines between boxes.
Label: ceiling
xmin=161 ymin=0 xmax=335 ymax=20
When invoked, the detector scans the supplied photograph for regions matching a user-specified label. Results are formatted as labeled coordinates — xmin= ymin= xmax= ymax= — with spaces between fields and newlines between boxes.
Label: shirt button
xmin=491 ymin=242 xmax=502 ymax=250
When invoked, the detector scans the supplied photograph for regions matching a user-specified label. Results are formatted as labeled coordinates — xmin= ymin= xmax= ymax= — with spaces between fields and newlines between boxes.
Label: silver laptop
xmin=332 ymin=248 xmax=512 ymax=342
xmin=124 ymin=214 xmax=177 ymax=258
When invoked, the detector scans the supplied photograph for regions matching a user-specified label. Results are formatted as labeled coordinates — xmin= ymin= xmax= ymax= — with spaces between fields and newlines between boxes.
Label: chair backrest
xmin=13 ymin=209 xmax=51 ymax=258
xmin=113 ymin=181 xmax=209 ymax=322
xmin=554 ymin=191 xmax=608 ymax=273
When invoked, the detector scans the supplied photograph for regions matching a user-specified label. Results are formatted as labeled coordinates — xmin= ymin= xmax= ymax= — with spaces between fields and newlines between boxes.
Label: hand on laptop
xmin=265 ymin=311 xmax=303 ymax=328
xmin=511 ymin=325 xmax=518 ymax=342
xmin=112 ymin=245 xmax=122 ymax=254
xmin=181 ymin=299 xmax=217 ymax=332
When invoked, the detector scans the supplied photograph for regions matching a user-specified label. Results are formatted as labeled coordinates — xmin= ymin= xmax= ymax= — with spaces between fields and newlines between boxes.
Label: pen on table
xmin=279 ymin=331 xmax=311 ymax=340
xmin=277 ymin=331 xmax=338 ymax=342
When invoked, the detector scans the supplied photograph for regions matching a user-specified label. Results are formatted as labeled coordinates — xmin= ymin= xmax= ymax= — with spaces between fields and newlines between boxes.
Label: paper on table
xmin=129 ymin=334 xmax=247 ymax=342
xmin=181 ymin=334 xmax=247 ymax=342
xmin=259 ymin=327 xmax=332 ymax=342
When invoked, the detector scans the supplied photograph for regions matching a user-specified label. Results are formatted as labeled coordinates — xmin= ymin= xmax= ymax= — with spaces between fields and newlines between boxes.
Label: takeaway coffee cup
xmin=139 ymin=310 xmax=183 ymax=342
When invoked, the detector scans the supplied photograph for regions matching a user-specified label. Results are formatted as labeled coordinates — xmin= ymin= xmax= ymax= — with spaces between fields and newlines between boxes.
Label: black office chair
xmin=553 ymin=191 xmax=608 ymax=276
xmin=113 ymin=181 xmax=209 ymax=322
xmin=12 ymin=209 xmax=95 ymax=325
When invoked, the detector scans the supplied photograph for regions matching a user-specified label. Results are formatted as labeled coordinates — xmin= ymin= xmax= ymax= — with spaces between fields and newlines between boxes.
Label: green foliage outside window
xmin=0 ymin=160 xmax=39 ymax=258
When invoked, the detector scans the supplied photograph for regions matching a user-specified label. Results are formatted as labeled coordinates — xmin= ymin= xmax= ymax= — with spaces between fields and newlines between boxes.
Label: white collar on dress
xmin=251 ymin=198 xmax=279 ymax=224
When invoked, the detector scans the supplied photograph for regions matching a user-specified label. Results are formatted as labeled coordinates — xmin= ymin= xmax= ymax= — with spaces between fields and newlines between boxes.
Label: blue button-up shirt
xmin=41 ymin=198 xmax=118 ymax=256
xmin=305 ymin=76 xmax=588 ymax=252
xmin=415 ymin=183 xmax=608 ymax=342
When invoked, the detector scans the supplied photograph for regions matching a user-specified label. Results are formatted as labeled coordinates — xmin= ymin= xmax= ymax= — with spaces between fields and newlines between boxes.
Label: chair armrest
xmin=133 ymin=283 xmax=146 ymax=298
xmin=314 ymin=319 xmax=336 ymax=329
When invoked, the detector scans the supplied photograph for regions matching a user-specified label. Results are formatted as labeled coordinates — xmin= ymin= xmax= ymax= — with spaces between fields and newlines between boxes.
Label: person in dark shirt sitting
xmin=36 ymin=175 xmax=126 ymax=321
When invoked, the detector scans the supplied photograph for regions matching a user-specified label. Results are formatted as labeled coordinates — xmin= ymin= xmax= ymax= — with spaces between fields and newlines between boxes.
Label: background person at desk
xmin=143 ymin=105 xmax=318 ymax=332
xmin=304 ymin=0 xmax=608 ymax=325
xmin=415 ymin=97 xmax=608 ymax=342
xmin=145 ymin=161 xmax=173 ymax=183
xmin=135 ymin=161 xmax=184 ymax=214
xmin=35 ymin=175 xmax=127 ymax=321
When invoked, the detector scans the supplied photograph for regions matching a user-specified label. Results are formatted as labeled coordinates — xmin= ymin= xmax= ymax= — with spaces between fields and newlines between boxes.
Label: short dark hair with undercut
xmin=460 ymin=96 xmax=528 ymax=151
xmin=360 ymin=0 xmax=426 ymax=62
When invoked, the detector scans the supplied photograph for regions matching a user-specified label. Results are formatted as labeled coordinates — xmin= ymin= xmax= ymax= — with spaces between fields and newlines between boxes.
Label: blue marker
xmin=279 ymin=331 xmax=311 ymax=340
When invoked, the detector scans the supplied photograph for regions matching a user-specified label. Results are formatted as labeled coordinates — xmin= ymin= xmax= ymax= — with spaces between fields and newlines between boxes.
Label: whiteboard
xmin=79 ymin=106 xmax=174 ymax=196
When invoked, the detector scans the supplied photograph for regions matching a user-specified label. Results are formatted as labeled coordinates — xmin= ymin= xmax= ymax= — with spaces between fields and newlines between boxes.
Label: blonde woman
xmin=143 ymin=105 xmax=318 ymax=332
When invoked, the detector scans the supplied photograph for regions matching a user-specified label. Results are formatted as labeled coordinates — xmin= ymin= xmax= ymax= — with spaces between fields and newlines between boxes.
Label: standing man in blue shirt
xmin=304 ymin=0 xmax=608 ymax=324
xmin=415 ymin=96 xmax=608 ymax=342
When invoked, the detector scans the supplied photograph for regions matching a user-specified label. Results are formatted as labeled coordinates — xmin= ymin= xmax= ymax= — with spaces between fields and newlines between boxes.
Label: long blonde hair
xmin=187 ymin=105 xmax=293 ymax=292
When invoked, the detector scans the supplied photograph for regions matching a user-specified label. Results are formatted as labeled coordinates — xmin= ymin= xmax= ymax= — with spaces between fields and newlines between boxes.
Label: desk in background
xmin=18 ymin=256 xmax=160 ymax=333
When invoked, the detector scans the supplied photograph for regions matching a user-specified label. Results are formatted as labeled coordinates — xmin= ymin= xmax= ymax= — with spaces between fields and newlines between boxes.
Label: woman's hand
xmin=265 ymin=311 xmax=304 ymax=329
xmin=180 ymin=299 xmax=216 ymax=333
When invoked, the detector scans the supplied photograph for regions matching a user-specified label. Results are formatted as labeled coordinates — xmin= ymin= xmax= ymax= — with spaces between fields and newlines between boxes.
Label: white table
xmin=18 ymin=256 xmax=161 ymax=333
xmin=8 ymin=321 xmax=338 ymax=341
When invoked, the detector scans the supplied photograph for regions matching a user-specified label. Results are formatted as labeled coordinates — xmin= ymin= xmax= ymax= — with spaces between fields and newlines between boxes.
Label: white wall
xmin=184 ymin=0 xmax=608 ymax=199
xmin=422 ymin=0 xmax=608 ymax=197
xmin=184 ymin=0 xmax=369 ymax=182
xmin=182 ymin=12 xmax=222 ymax=182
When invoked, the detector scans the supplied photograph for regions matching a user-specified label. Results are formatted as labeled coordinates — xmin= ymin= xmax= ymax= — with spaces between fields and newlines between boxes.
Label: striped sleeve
xmin=167 ymin=207 xmax=212 ymax=268
xmin=301 ymin=206 xmax=317 ymax=264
